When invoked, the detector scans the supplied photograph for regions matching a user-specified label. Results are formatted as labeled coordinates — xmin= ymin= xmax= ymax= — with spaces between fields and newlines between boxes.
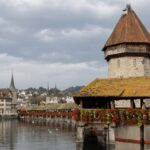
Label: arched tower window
xmin=133 ymin=59 xmax=136 ymax=67
xmin=117 ymin=59 xmax=120 ymax=68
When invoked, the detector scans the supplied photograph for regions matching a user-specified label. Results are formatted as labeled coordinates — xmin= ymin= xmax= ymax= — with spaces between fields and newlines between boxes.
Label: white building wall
xmin=0 ymin=99 xmax=14 ymax=115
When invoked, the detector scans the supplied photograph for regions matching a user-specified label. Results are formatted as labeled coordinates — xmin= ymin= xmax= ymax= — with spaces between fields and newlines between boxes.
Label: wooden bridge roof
xmin=75 ymin=77 xmax=150 ymax=98
xmin=57 ymin=103 xmax=78 ymax=109
xmin=17 ymin=103 xmax=78 ymax=111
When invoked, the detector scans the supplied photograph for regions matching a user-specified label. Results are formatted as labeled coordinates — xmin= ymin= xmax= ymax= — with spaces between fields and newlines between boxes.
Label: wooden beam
xmin=130 ymin=99 xmax=135 ymax=109
xmin=140 ymin=99 xmax=143 ymax=109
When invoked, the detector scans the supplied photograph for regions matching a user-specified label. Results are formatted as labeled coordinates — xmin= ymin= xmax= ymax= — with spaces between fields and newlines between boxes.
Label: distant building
xmin=46 ymin=84 xmax=60 ymax=104
xmin=45 ymin=84 xmax=73 ymax=104
xmin=0 ymin=73 xmax=18 ymax=116
xmin=46 ymin=96 xmax=59 ymax=104
xmin=0 ymin=89 xmax=17 ymax=116
xmin=65 ymin=96 xmax=74 ymax=103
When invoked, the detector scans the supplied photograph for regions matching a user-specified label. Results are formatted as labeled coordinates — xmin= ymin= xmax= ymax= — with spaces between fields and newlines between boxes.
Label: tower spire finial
xmin=126 ymin=4 xmax=131 ymax=10
xmin=123 ymin=4 xmax=131 ymax=13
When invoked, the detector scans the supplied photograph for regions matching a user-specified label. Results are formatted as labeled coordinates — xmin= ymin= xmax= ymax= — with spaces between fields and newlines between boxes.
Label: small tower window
xmin=133 ymin=59 xmax=136 ymax=67
xmin=117 ymin=59 xmax=120 ymax=68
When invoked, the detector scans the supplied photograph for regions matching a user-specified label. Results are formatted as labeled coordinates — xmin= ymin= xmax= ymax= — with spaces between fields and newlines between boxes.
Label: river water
xmin=0 ymin=120 xmax=77 ymax=150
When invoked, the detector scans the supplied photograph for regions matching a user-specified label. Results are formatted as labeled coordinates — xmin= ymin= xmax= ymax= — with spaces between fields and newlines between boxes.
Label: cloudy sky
xmin=0 ymin=0 xmax=150 ymax=89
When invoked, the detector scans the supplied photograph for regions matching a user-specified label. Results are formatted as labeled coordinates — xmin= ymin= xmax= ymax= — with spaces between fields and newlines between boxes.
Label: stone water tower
xmin=103 ymin=5 xmax=150 ymax=78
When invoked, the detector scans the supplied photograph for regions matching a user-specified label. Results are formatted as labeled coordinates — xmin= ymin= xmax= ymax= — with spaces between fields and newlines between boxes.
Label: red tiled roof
xmin=0 ymin=89 xmax=11 ymax=98
xmin=103 ymin=5 xmax=150 ymax=50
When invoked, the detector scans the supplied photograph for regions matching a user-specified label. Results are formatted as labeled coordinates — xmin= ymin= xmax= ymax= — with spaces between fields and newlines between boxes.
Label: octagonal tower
xmin=103 ymin=5 xmax=150 ymax=78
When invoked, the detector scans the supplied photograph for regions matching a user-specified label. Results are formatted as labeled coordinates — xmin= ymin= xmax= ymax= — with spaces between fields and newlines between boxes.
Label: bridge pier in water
xmin=76 ymin=122 xmax=115 ymax=150
xmin=76 ymin=121 xmax=150 ymax=150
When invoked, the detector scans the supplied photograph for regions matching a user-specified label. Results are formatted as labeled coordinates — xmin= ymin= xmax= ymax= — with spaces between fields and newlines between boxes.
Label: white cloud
xmin=0 ymin=0 xmax=148 ymax=89
xmin=50 ymin=0 xmax=118 ymax=18
xmin=0 ymin=53 xmax=107 ymax=89
xmin=40 ymin=52 xmax=72 ymax=60
xmin=0 ymin=0 xmax=46 ymax=9
xmin=2 ymin=26 xmax=25 ymax=35
xmin=36 ymin=26 xmax=110 ymax=43
xmin=0 ymin=53 xmax=22 ymax=64
xmin=36 ymin=29 xmax=57 ymax=42
xmin=0 ymin=0 xmax=119 ymax=18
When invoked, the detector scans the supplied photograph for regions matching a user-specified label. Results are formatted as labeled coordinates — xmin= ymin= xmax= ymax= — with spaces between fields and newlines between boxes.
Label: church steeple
xmin=9 ymin=72 xmax=17 ymax=103
xmin=10 ymin=73 xmax=16 ymax=90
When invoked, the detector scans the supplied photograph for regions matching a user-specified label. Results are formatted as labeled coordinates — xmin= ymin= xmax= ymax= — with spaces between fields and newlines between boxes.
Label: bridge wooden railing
xmin=18 ymin=108 xmax=150 ymax=126
xmin=18 ymin=110 xmax=74 ymax=118
xmin=74 ymin=109 xmax=150 ymax=126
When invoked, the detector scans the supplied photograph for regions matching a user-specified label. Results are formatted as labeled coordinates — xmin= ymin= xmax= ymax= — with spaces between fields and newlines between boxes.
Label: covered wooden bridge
xmin=74 ymin=77 xmax=150 ymax=109
xmin=73 ymin=77 xmax=150 ymax=150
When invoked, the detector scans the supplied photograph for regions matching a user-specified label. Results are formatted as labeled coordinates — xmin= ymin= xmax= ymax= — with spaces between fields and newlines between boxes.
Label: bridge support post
xmin=140 ymin=124 xmax=144 ymax=150
xmin=76 ymin=122 xmax=85 ymax=143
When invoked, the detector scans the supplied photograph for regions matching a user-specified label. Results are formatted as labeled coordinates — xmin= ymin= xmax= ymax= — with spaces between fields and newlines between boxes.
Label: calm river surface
xmin=0 ymin=120 xmax=78 ymax=150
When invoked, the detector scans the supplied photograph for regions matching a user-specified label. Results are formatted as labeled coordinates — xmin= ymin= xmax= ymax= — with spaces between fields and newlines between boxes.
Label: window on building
xmin=133 ymin=59 xmax=136 ymax=67
xmin=117 ymin=59 xmax=120 ymax=68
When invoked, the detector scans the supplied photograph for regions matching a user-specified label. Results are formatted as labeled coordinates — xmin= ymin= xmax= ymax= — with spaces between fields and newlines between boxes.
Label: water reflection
xmin=0 ymin=120 xmax=77 ymax=150
xmin=0 ymin=120 xmax=108 ymax=150
xmin=0 ymin=120 xmax=17 ymax=150
xmin=83 ymin=128 xmax=106 ymax=150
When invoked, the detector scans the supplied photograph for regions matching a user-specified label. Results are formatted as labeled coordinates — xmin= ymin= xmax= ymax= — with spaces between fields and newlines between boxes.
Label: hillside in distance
xmin=21 ymin=85 xmax=84 ymax=97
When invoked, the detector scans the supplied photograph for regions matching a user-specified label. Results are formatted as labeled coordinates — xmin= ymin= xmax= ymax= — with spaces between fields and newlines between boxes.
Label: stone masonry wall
xmin=105 ymin=46 xmax=150 ymax=78
xmin=108 ymin=56 xmax=150 ymax=78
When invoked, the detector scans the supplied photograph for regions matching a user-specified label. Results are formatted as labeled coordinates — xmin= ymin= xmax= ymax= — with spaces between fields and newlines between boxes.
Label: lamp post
xmin=140 ymin=98 xmax=145 ymax=150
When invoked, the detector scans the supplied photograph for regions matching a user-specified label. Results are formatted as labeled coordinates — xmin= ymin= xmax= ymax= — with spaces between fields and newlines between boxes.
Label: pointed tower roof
xmin=47 ymin=83 xmax=50 ymax=95
xmin=103 ymin=5 xmax=150 ymax=50
xmin=10 ymin=73 xmax=16 ymax=90
xmin=55 ymin=83 xmax=57 ymax=89
xmin=47 ymin=83 xmax=49 ymax=91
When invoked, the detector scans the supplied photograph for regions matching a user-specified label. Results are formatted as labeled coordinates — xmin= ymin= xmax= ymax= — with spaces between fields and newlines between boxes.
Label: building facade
xmin=0 ymin=73 xmax=18 ymax=117
xmin=0 ymin=90 xmax=17 ymax=116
